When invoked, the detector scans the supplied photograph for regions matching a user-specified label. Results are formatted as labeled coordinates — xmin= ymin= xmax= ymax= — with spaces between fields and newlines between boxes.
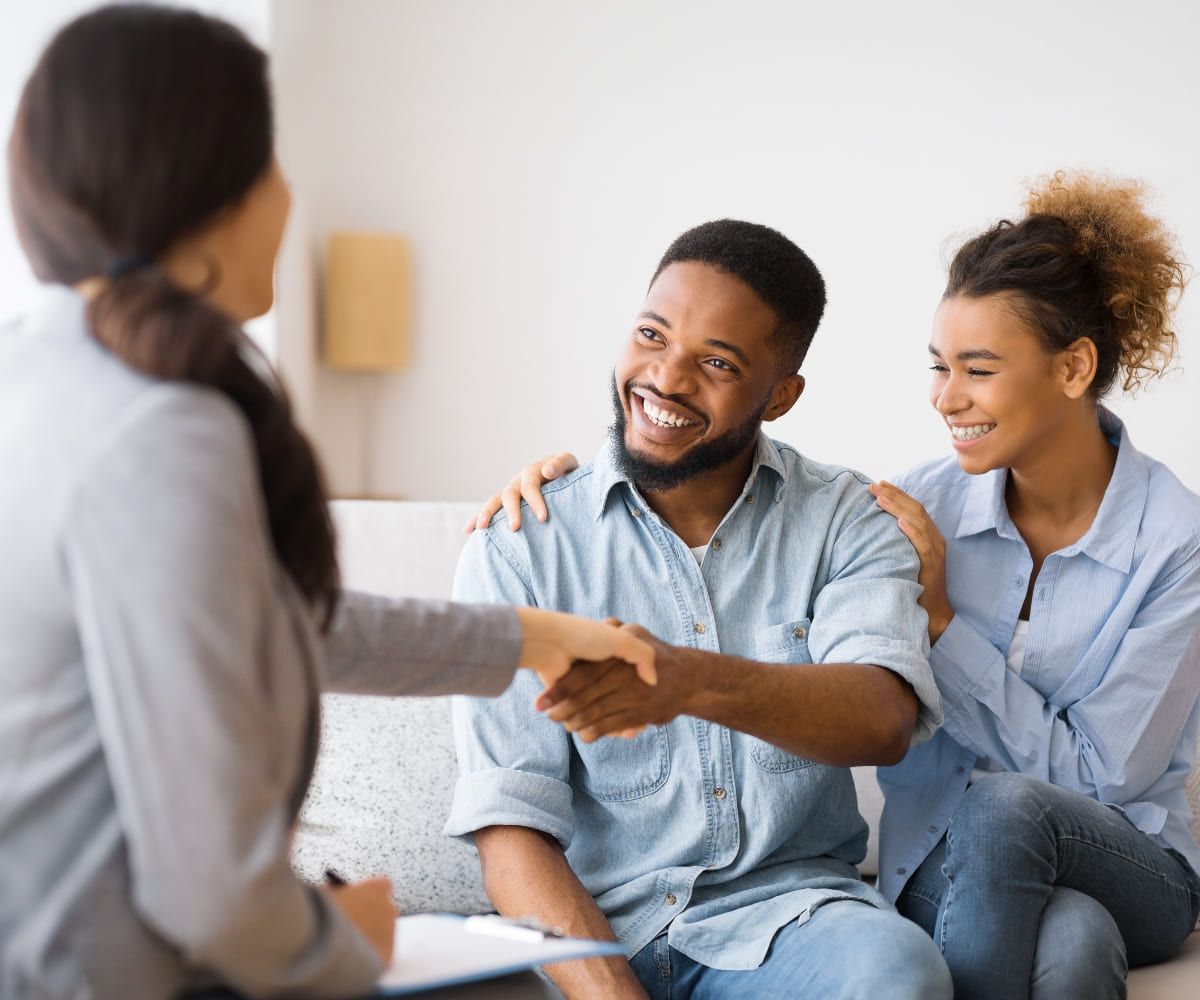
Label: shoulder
xmin=1140 ymin=454 xmax=1200 ymax=552
xmin=893 ymin=454 xmax=966 ymax=497
xmin=483 ymin=462 xmax=602 ymax=535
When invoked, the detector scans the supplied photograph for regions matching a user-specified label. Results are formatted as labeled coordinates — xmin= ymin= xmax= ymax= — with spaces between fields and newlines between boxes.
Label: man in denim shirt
xmin=447 ymin=221 xmax=951 ymax=999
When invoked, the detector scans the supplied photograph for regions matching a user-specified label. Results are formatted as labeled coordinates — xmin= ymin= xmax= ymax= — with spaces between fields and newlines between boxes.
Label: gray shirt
xmin=0 ymin=287 xmax=522 ymax=999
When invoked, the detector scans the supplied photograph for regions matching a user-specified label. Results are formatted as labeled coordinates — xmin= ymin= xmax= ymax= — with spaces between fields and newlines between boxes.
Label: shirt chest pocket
xmin=749 ymin=619 xmax=818 ymax=773
xmin=572 ymin=726 xmax=671 ymax=802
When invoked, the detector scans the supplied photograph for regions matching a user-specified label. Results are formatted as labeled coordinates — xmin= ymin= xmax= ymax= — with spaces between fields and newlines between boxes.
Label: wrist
xmin=928 ymin=607 xmax=953 ymax=646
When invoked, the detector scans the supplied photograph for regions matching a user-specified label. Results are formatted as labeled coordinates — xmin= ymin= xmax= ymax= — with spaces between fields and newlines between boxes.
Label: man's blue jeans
xmin=897 ymin=772 xmax=1200 ymax=1000
xmin=628 ymin=899 xmax=952 ymax=999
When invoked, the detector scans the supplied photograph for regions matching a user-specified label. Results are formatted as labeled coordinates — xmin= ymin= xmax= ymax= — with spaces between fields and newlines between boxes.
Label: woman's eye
xmin=929 ymin=364 xmax=949 ymax=374
xmin=967 ymin=368 xmax=995 ymax=378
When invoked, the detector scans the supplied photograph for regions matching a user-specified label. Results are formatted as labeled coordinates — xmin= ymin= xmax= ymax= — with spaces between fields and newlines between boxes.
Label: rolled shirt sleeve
xmin=444 ymin=531 xmax=575 ymax=848
xmin=808 ymin=492 xmax=942 ymax=745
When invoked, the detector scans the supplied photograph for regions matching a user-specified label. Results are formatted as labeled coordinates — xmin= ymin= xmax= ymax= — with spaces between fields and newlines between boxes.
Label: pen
xmin=324 ymin=868 xmax=348 ymax=888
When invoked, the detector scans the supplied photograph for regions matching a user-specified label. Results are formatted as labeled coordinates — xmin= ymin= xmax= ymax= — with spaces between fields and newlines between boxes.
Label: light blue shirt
xmin=878 ymin=408 xmax=1200 ymax=903
xmin=446 ymin=434 xmax=940 ymax=970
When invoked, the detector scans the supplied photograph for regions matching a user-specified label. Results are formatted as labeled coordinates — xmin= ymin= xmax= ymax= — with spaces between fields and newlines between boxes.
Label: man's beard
xmin=609 ymin=373 xmax=769 ymax=494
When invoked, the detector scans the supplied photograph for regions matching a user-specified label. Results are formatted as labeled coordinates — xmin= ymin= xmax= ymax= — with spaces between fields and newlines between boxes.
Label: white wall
xmin=271 ymin=0 xmax=1200 ymax=500
xmin=0 ymin=1 xmax=271 ymax=335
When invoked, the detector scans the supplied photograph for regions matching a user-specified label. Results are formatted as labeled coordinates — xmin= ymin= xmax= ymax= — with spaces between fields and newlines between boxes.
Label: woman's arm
xmin=930 ymin=544 xmax=1200 ymax=802
xmin=61 ymin=387 xmax=383 ymax=997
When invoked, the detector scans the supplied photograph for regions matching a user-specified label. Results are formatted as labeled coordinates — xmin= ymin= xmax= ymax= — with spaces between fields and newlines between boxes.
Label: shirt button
xmin=665 ymin=894 xmax=678 ymax=906
xmin=694 ymin=622 xmax=706 ymax=635
xmin=897 ymin=867 xmax=907 ymax=876
xmin=955 ymin=766 xmax=965 ymax=775
xmin=1014 ymin=576 xmax=1025 ymax=588
xmin=713 ymin=786 xmax=727 ymax=800
xmin=928 ymin=825 xmax=938 ymax=834
xmin=744 ymin=494 xmax=754 ymax=504
xmin=711 ymin=538 xmax=722 ymax=550
xmin=792 ymin=626 xmax=807 ymax=640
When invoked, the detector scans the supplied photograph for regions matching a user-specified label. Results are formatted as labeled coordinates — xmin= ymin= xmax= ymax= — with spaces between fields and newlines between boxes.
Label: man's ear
xmin=764 ymin=374 xmax=805 ymax=422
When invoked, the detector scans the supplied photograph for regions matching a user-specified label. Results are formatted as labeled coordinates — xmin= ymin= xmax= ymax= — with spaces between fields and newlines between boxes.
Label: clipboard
xmin=377 ymin=913 xmax=625 ymax=995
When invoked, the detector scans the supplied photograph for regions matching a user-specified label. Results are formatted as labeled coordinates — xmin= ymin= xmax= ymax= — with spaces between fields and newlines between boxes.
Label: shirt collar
xmin=954 ymin=406 xmax=1148 ymax=573
xmin=590 ymin=431 xmax=789 ymax=521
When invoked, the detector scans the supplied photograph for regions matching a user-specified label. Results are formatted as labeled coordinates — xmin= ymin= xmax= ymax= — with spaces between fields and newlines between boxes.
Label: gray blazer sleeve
xmin=322 ymin=591 xmax=522 ymax=698
xmin=59 ymin=387 xmax=381 ymax=998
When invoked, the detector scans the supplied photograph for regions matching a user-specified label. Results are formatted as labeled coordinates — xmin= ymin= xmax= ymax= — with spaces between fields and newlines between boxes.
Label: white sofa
xmin=294 ymin=500 xmax=1200 ymax=997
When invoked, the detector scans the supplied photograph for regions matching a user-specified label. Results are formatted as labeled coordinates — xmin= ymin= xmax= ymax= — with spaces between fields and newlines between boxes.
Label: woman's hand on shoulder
xmin=869 ymin=481 xmax=954 ymax=644
xmin=465 ymin=452 xmax=580 ymax=534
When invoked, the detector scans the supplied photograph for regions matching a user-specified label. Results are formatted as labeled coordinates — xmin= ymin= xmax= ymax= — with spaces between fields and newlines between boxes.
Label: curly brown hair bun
xmin=947 ymin=170 xmax=1188 ymax=395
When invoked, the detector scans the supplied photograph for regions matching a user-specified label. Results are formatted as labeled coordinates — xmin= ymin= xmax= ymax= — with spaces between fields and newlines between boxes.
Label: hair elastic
xmin=106 ymin=255 xmax=153 ymax=280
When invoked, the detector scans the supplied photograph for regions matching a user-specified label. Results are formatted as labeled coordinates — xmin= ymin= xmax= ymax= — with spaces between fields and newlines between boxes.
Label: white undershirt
xmin=690 ymin=545 xmax=708 ymax=564
xmin=969 ymin=619 xmax=1031 ymax=784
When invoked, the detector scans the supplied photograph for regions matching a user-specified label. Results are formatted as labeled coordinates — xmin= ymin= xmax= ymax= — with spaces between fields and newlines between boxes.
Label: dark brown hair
xmin=946 ymin=171 xmax=1187 ymax=396
xmin=7 ymin=4 xmax=340 ymax=626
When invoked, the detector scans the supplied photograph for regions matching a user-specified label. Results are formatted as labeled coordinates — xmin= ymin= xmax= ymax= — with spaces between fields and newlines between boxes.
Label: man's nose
xmin=646 ymin=352 xmax=697 ymax=398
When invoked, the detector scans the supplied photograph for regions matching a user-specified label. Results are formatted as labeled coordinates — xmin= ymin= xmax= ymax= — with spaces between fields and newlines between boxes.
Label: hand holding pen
xmin=324 ymin=868 xmax=397 ymax=965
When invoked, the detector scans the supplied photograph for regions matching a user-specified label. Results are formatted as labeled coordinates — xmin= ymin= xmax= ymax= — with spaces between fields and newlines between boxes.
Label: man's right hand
xmin=325 ymin=877 xmax=397 ymax=966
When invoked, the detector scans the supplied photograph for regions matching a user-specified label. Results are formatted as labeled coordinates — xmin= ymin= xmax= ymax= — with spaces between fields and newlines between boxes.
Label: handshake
xmin=515 ymin=607 xmax=687 ymax=742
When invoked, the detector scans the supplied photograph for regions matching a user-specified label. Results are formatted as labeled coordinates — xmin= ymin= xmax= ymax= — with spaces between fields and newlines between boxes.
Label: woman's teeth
xmin=643 ymin=398 xmax=700 ymax=429
xmin=950 ymin=423 xmax=996 ymax=441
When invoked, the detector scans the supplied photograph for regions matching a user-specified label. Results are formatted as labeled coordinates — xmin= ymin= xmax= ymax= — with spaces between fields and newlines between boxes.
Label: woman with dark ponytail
xmin=0 ymin=6 xmax=652 ymax=999
xmin=478 ymin=171 xmax=1200 ymax=996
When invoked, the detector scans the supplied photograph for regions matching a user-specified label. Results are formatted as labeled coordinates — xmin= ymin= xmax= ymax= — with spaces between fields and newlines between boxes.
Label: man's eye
xmin=638 ymin=327 xmax=662 ymax=342
xmin=707 ymin=358 xmax=735 ymax=372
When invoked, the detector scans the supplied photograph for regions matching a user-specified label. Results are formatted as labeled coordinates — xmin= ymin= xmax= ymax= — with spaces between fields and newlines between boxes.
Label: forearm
xmin=323 ymin=590 xmax=522 ymax=697
xmin=686 ymin=650 xmax=919 ymax=766
xmin=475 ymin=826 xmax=646 ymax=1000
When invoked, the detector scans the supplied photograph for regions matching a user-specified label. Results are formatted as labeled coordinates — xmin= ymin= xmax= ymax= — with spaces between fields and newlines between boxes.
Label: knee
xmin=1031 ymin=887 xmax=1126 ymax=1000
xmin=847 ymin=914 xmax=953 ymax=999
xmin=951 ymin=772 xmax=1052 ymax=841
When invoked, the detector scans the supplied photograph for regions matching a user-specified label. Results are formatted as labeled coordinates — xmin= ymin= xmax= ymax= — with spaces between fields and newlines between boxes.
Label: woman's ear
xmin=1059 ymin=337 xmax=1099 ymax=400
xmin=764 ymin=374 xmax=805 ymax=422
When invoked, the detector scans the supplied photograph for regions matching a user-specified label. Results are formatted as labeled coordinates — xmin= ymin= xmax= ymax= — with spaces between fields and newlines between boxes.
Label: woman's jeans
xmin=896 ymin=772 xmax=1200 ymax=1000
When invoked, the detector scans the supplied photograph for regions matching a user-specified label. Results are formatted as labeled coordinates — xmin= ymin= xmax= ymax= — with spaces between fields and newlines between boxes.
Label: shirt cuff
xmin=444 ymin=767 xmax=575 ymax=850
xmin=929 ymin=615 xmax=1002 ymax=743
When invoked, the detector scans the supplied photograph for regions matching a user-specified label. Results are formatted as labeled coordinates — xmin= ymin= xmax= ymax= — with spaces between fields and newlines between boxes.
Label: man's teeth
xmin=643 ymin=398 xmax=699 ymax=429
xmin=950 ymin=423 xmax=996 ymax=441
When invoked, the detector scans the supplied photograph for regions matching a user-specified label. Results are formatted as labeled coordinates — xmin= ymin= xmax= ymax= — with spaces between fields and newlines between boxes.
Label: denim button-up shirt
xmin=446 ymin=434 xmax=940 ymax=970
xmin=878 ymin=408 xmax=1200 ymax=903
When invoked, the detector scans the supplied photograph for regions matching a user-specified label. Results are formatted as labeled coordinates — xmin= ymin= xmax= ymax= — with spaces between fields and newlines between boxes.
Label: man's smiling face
xmin=611 ymin=260 xmax=801 ymax=492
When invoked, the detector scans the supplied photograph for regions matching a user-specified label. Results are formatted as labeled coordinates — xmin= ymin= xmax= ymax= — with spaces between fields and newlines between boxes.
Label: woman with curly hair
xmin=870 ymin=172 xmax=1200 ymax=999
xmin=473 ymin=172 xmax=1200 ymax=998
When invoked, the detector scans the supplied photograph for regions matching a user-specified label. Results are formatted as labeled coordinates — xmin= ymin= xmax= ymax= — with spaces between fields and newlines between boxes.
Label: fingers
xmin=466 ymin=494 xmax=505 ymax=534
xmin=616 ymin=629 xmax=657 ymax=686
xmin=541 ymin=452 xmax=579 ymax=481
xmin=521 ymin=464 xmax=549 ymax=524
xmin=536 ymin=659 xmax=624 ymax=711
xmin=577 ymin=709 xmax=648 ymax=744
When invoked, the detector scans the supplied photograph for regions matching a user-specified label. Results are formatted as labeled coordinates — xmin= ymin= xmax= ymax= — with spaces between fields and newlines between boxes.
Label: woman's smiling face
xmin=929 ymin=293 xmax=1081 ymax=476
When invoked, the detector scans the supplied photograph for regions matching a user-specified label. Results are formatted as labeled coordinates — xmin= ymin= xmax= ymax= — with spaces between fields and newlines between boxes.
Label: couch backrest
xmin=295 ymin=500 xmax=1199 ymax=914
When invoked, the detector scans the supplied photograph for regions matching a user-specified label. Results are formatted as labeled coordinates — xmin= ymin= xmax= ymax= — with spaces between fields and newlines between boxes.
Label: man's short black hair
xmin=651 ymin=219 xmax=826 ymax=374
